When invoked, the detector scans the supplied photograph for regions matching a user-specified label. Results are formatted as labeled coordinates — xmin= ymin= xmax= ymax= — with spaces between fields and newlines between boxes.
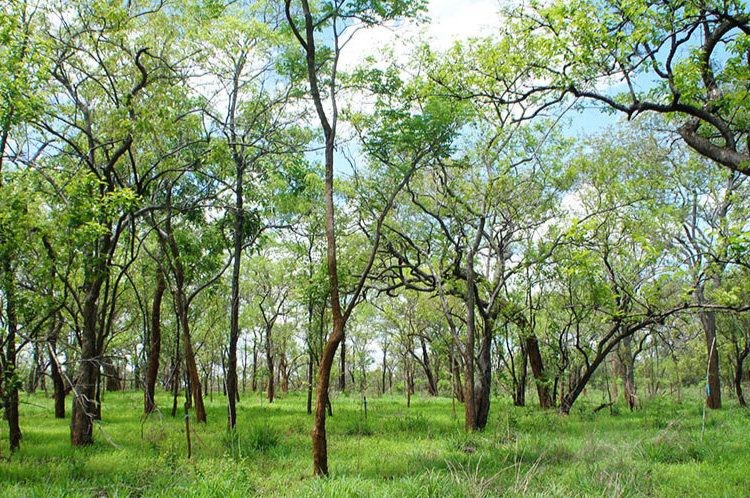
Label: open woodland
xmin=1 ymin=0 xmax=750 ymax=496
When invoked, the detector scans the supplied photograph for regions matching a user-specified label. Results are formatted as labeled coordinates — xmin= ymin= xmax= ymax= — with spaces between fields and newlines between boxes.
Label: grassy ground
xmin=1 ymin=389 xmax=749 ymax=497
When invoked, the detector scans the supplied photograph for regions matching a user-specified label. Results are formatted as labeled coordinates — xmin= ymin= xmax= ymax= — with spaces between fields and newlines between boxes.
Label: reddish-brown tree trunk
xmin=526 ymin=334 xmax=552 ymax=409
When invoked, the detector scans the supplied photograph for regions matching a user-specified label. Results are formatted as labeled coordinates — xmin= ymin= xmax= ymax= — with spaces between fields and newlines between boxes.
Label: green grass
xmin=1 ymin=389 xmax=749 ymax=497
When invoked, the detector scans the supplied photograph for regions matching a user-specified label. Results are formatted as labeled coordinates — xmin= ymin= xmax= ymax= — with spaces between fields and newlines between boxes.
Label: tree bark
xmin=619 ymin=335 xmax=637 ymax=410
xmin=145 ymin=264 xmax=165 ymax=414
xmin=699 ymin=307 xmax=722 ymax=409
xmin=474 ymin=318 xmax=493 ymax=429
xmin=513 ymin=345 xmax=528 ymax=407
xmin=307 ymin=355 xmax=313 ymax=414
xmin=144 ymin=268 xmax=167 ymax=415
xmin=339 ymin=335 xmax=346 ymax=392
xmin=48 ymin=317 xmax=66 ymax=419
xmin=526 ymin=334 xmax=552 ymax=409
xmin=171 ymin=320 xmax=181 ymax=418
xmin=2 ymin=259 xmax=22 ymax=451
xmin=734 ymin=347 xmax=748 ymax=408
xmin=266 ymin=324 xmax=275 ymax=404
xmin=159 ymin=210 xmax=206 ymax=423
xmin=419 ymin=337 xmax=438 ymax=396
xmin=71 ymin=260 xmax=107 ymax=446
xmin=227 ymin=160 xmax=244 ymax=428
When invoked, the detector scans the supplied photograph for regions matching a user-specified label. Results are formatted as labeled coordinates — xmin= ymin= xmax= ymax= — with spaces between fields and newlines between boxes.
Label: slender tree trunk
xmin=27 ymin=343 xmax=40 ymax=394
xmin=419 ymin=337 xmax=438 ymax=396
xmin=251 ymin=339 xmax=258 ymax=392
xmin=171 ymin=320 xmax=181 ymax=418
xmin=307 ymin=355 xmax=313 ymax=415
xmin=381 ymin=343 xmax=388 ymax=395
xmin=160 ymin=212 xmax=206 ymax=423
xmin=339 ymin=336 xmax=346 ymax=392
xmin=227 ymin=163 xmax=244 ymax=428
xmin=514 ymin=346 xmax=528 ymax=407
xmin=452 ymin=353 xmax=464 ymax=403
xmin=266 ymin=324 xmax=275 ymax=404
xmin=242 ymin=340 xmax=247 ymax=396
xmin=735 ymin=348 xmax=748 ymax=408
xmin=48 ymin=316 xmax=66 ymax=419
xmin=611 ymin=356 xmax=619 ymax=399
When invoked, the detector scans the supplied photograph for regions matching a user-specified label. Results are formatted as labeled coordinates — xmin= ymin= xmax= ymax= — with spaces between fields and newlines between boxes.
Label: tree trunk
xmin=339 ymin=335 xmax=346 ymax=392
xmin=381 ymin=343 xmax=388 ymax=395
xmin=307 ymin=355 xmax=313 ymax=414
xmin=699 ymin=307 xmax=722 ymax=409
xmin=71 ymin=264 xmax=107 ymax=446
xmin=620 ymin=335 xmax=637 ymax=410
xmin=735 ymin=348 xmax=748 ymax=408
xmin=171 ymin=320 xmax=181 ymax=418
xmin=2 ymin=260 xmax=22 ymax=451
xmin=474 ymin=318 xmax=493 ymax=429
xmin=48 ymin=316 xmax=66 ymax=419
xmin=266 ymin=324 xmax=275 ymax=404
xmin=312 ymin=317 xmax=345 ymax=476
xmin=145 ymin=264 xmax=165 ymax=414
xmin=159 ymin=211 xmax=206 ymax=423
xmin=452 ymin=353 xmax=464 ymax=403
xmin=513 ymin=345 xmax=528 ymax=407
xmin=227 ymin=162 xmax=244 ymax=428
xmin=281 ymin=354 xmax=289 ymax=394
xmin=251 ymin=339 xmax=258 ymax=392
xmin=27 ymin=343 xmax=40 ymax=394
xmin=419 ymin=337 xmax=438 ymax=396
xmin=611 ymin=357 xmax=619 ymax=399
xmin=526 ymin=334 xmax=552 ymax=409
xmin=464 ymin=242 xmax=479 ymax=431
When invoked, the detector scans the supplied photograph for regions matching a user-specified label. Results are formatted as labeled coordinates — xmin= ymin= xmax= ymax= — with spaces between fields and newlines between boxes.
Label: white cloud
xmin=338 ymin=0 xmax=502 ymax=71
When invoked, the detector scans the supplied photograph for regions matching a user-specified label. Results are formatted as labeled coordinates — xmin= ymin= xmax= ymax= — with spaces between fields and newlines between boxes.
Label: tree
xmin=284 ymin=0 xmax=427 ymax=475
xmin=506 ymin=0 xmax=750 ymax=175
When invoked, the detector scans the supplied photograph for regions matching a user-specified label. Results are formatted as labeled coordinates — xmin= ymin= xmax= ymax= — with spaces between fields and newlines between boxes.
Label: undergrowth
xmin=0 ymin=390 xmax=748 ymax=497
